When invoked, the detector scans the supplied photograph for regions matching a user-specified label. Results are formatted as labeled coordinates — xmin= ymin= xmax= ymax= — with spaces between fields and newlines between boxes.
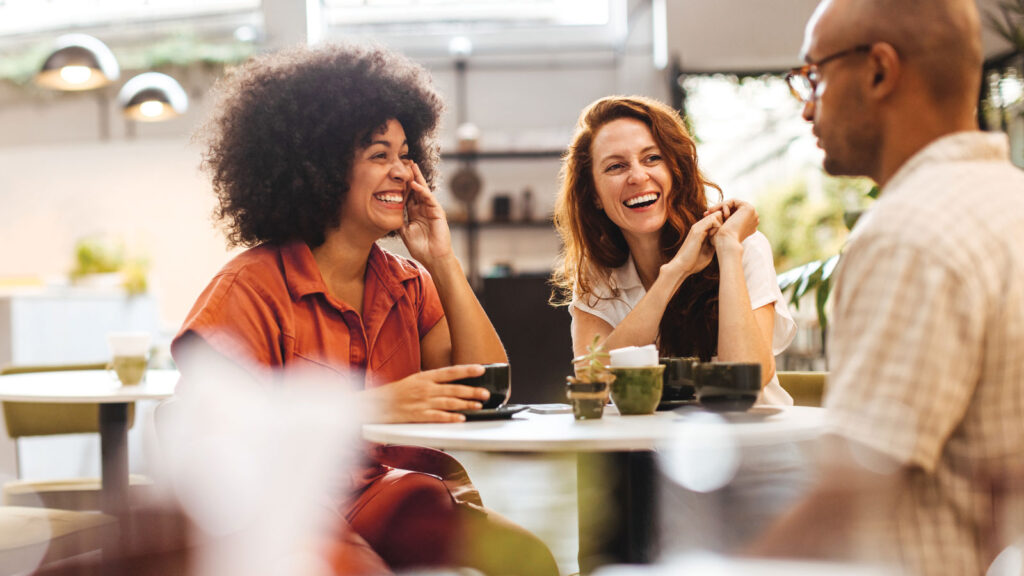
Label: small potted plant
xmin=70 ymin=237 xmax=149 ymax=295
xmin=566 ymin=335 xmax=615 ymax=420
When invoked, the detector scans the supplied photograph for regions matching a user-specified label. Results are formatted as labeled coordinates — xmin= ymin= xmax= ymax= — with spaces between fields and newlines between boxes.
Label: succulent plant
xmin=571 ymin=335 xmax=615 ymax=384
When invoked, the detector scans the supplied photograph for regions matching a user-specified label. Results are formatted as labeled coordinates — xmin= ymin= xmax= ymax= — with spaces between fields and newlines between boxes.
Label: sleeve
xmin=414 ymin=265 xmax=445 ymax=339
xmin=824 ymin=236 xmax=984 ymax=472
xmin=171 ymin=272 xmax=287 ymax=374
xmin=742 ymin=232 xmax=796 ymax=355
xmin=568 ymin=285 xmax=629 ymax=329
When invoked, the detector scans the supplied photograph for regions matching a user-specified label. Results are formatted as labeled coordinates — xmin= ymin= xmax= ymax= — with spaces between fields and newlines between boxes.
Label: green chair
xmin=777 ymin=371 xmax=828 ymax=407
xmin=1 ymin=363 xmax=154 ymax=510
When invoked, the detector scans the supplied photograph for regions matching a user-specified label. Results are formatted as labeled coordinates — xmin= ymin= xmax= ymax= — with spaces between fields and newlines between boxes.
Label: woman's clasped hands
xmin=705 ymin=199 xmax=759 ymax=250
xmin=662 ymin=198 xmax=760 ymax=280
xmin=663 ymin=210 xmax=722 ymax=279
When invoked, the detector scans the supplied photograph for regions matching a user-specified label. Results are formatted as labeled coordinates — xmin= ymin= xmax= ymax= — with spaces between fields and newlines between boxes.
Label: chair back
xmin=776 ymin=371 xmax=827 ymax=407
xmin=1 ymin=363 xmax=136 ymax=438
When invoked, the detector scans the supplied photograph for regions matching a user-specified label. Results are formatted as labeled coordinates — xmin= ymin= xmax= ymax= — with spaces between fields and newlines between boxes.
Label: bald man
xmin=751 ymin=1 xmax=1024 ymax=574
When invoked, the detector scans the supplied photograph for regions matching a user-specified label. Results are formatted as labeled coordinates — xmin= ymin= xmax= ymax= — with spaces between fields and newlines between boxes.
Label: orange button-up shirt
xmin=172 ymin=241 xmax=444 ymax=388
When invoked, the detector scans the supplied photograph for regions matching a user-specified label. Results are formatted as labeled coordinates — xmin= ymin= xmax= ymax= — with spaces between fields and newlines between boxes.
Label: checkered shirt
xmin=825 ymin=132 xmax=1024 ymax=576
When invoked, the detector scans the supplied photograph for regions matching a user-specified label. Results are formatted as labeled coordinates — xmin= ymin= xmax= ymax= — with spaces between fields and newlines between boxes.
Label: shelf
xmin=449 ymin=219 xmax=555 ymax=230
xmin=441 ymin=150 xmax=565 ymax=161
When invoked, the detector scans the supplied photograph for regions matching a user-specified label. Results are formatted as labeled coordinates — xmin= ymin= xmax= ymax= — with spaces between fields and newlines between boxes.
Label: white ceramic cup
xmin=106 ymin=332 xmax=151 ymax=385
xmin=608 ymin=344 xmax=659 ymax=368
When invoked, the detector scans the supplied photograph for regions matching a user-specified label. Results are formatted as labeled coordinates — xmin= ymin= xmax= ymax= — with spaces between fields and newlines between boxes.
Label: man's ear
xmin=867 ymin=42 xmax=900 ymax=99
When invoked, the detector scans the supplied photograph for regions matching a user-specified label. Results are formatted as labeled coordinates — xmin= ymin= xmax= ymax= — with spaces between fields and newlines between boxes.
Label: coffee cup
xmin=659 ymin=357 xmax=698 ymax=402
xmin=454 ymin=363 xmax=510 ymax=410
xmin=693 ymin=362 xmax=761 ymax=412
xmin=106 ymin=332 xmax=151 ymax=386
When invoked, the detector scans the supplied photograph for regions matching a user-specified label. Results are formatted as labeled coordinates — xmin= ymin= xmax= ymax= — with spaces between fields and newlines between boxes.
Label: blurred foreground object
xmin=160 ymin=340 xmax=363 ymax=576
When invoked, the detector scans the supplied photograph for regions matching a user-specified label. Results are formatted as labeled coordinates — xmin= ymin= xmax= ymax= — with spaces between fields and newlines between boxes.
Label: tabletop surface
xmin=0 ymin=369 xmax=179 ymax=402
xmin=363 ymin=405 xmax=826 ymax=452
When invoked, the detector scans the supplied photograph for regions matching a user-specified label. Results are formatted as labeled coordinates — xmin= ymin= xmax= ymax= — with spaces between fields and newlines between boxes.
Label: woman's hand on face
xmin=400 ymin=162 xmax=454 ymax=266
xmin=705 ymin=199 xmax=759 ymax=249
xmin=367 ymin=364 xmax=490 ymax=423
xmin=664 ymin=211 xmax=722 ymax=278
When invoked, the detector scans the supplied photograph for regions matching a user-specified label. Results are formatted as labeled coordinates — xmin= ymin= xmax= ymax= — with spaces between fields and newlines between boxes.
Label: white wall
xmin=0 ymin=138 xmax=233 ymax=331
xmin=0 ymin=10 xmax=668 ymax=335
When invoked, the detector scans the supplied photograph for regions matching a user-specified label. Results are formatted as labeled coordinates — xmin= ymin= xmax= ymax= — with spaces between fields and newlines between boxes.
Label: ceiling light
xmin=118 ymin=72 xmax=189 ymax=122
xmin=36 ymin=34 xmax=120 ymax=91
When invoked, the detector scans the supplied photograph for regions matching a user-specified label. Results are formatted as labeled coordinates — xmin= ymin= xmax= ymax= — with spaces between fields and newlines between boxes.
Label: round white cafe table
xmin=363 ymin=404 xmax=826 ymax=452
xmin=364 ymin=405 xmax=826 ymax=573
xmin=0 ymin=369 xmax=178 ymax=515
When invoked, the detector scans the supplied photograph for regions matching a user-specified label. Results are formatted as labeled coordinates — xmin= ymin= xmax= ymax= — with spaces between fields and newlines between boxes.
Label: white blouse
xmin=569 ymin=231 xmax=796 ymax=406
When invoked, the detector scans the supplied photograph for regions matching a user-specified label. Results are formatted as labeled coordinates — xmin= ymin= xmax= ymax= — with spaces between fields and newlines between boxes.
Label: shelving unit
xmin=441 ymin=148 xmax=564 ymax=289
xmin=449 ymin=219 xmax=554 ymax=230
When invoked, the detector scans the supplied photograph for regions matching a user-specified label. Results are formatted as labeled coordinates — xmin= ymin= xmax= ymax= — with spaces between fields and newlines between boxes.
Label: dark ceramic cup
xmin=659 ymin=357 xmax=698 ymax=402
xmin=455 ymin=363 xmax=511 ymax=409
xmin=693 ymin=362 xmax=761 ymax=412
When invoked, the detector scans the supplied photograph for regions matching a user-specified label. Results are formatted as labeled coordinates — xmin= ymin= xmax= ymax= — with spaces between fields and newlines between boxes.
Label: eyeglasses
xmin=786 ymin=44 xmax=872 ymax=103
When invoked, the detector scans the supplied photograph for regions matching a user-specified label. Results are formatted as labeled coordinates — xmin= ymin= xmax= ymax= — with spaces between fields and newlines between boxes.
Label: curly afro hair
xmin=197 ymin=42 xmax=444 ymax=248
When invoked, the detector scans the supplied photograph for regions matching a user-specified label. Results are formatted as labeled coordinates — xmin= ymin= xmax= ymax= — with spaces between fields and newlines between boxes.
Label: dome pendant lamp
xmin=118 ymin=72 xmax=189 ymax=122
xmin=36 ymin=34 xmax=120 ymax=91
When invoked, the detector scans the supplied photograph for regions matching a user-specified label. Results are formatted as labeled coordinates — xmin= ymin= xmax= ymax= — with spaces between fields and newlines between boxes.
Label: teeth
xmin=375 ymin=193 xmax=403 ymax=204
xmin=624 ymin=193 xmax=659 ymax=207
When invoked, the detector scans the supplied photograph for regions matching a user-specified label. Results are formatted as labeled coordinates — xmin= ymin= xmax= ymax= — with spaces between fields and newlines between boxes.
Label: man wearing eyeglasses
xmin=751 ymin=0 xmax=1024 ymax=575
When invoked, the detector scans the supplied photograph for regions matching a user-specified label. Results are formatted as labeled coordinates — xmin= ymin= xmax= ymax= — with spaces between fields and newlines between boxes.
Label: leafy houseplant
xmin=776 ymin=185 xmax=879 ymax=330
xmin=570 ymin=335 xmax=615 ymax=385
xmin=986 ymin=0 xmax=1024 ymax=52
xmin=70 ymin=238 xmax=124 ymax=280
xmin=70 ymin=237 xmax=148 ymax=295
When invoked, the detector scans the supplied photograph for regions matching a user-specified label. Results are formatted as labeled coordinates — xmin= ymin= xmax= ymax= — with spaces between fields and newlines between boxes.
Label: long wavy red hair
xmin=551 ymin=95 xmax=723 ymax=359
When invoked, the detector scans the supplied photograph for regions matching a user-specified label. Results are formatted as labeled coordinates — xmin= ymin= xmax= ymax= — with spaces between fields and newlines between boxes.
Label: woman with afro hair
xmin=172 ymin=43 xmax=557 ymax=575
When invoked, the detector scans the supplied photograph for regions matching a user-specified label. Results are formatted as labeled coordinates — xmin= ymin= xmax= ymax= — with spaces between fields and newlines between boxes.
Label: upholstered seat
xmin=777 ymin=371 xmax=828 ymax=407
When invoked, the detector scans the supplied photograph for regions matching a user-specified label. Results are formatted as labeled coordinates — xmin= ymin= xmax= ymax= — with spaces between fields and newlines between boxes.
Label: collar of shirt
xmin=280 ymin=241 xmax=420 ymax=304
xmin=883 ymin=131 xmax=1010 ymax=198
xmin=609 ymin=253 xmax=644 ymax=293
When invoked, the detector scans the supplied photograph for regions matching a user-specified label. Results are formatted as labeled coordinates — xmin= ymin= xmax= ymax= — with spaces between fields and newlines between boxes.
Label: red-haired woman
xmin=552 ymin=95 xmax=795 ymax=404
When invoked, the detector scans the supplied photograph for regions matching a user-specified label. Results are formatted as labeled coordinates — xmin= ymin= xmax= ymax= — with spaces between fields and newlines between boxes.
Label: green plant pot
xmin=609 ymin=366 xmax=664 ymax=415
xmin=566 ymin=378 xmax=610 ymax=420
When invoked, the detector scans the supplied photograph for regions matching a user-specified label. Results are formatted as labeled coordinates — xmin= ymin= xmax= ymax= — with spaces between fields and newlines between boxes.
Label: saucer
xmin=656 ymin=399 xmax=699 ymax=411
xmin=718 ymin=405 xmax=784 ymax=422
xmin=458 ymin=404 xmax=528 ymax=421
xmin=697 ymin=396 xmax=758 ymax=412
